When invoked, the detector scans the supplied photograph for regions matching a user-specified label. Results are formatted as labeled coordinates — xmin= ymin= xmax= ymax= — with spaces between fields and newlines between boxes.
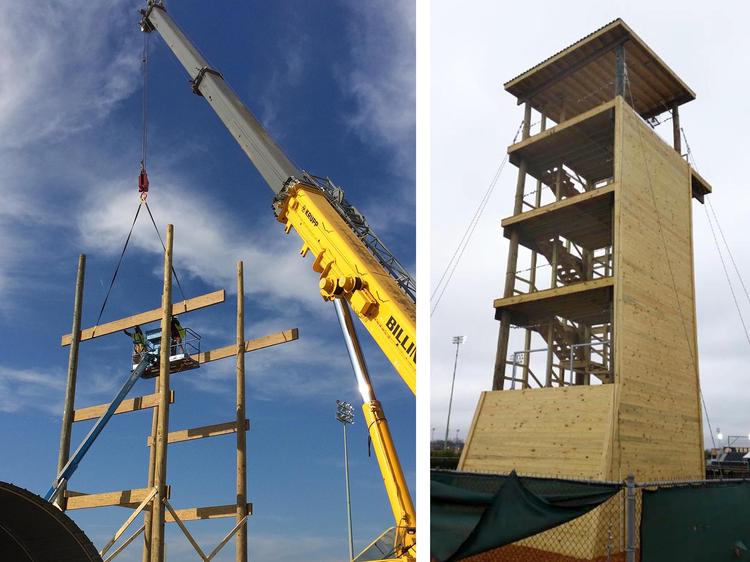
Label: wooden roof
xmin=504 ymin=19 xmax=695 ymax=123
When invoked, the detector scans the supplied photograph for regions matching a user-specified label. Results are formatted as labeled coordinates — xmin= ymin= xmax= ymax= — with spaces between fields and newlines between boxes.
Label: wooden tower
xmin=54 ymin=228 xmax=299 ymax=562
xmin=459 ymin=19 xmax=712 ymax=558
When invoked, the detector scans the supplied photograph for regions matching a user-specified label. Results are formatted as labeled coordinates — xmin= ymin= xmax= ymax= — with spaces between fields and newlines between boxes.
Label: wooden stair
xmin=533 ymin=318 xmax=610 ymax=383
xmin=536 ymin=239 xmax=585 ymax=285
xmin=541 ymin=168 xmax=582 ymax=199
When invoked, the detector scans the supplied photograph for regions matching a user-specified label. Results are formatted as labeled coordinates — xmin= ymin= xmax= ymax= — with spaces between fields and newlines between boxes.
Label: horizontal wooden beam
xmin=73 ymin=391 xmax=175 ymax=422
xmin=147 ymin=419 xmax=249 ymax=446
xmin=65 ymin=486 xmax=169 ymax=510
xmin=501 ymin=183 xmax=617 ymax=228
xmin=166 ymin=503 xmax=253 ymax=523
xmin=194 ymin=328 xmax=299 ymax=364
xmin=61 ymin=290 xmax=225 ymax=346
xmin=507 ymin=99 xmax=616 ymax=155
xmin=493 ymin=276 xmax=614 ymax=309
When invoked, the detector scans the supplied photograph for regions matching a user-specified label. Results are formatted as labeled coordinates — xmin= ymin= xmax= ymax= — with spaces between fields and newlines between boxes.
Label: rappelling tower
xmin=459 ymin=18 xmax=711 ymax=557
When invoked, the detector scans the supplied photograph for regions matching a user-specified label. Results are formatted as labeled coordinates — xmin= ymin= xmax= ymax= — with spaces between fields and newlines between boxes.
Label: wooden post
xmin=550 ymin=237 xmax=559 ymax=288
xmin=672 ymin=103 xmax=682 ymax=154
xmin=150 ymin=224 xmax=174 ymax=562
xmin=55 ymin=254 xmax=85 ymax=510
xmin=545 ymin=321 xmax=555 ymax=387
xmin=492 ymin=103 xmax=532 ymax=390
xmin=235 ymin=261 xmax=248 ymax=562
xmin=520 ymin=116 xmax=547 ymax=389
xmin=615 ymin=42 xmax=626 ymax=98
xmin=142 ymin=377 xmax=159 ymax=562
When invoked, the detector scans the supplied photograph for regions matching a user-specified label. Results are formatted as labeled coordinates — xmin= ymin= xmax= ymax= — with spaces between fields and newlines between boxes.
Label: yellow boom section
xmin=275 ymin=181 xmax=416 ymax=394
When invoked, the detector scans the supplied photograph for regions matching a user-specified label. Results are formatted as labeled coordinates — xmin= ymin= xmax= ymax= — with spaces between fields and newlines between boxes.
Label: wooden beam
xmin=73 ymin=391 xmax=174 ymax=422
xmin=65 ymin=487 xmax=169 ymax=510
xmin=147 ymin=419 xmax=249 ymax=446
xmin=166 ymin=503 xmax=253 ymax=523
xmin=60 ymin=289 xmax=225 ymax=346
xmin=493 ymin=276 xmax=615 ymax=309
xmin=195 ymin=328 xmax=299 ymax=364
xmin=507 ymin=99 xmax=616 ymax=155
xmin=501 ymin=183 xmax=617 ymax=228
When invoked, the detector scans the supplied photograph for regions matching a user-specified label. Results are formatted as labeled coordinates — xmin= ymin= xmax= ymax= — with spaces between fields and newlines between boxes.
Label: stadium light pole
xmin=336 ymin=400 xmax=355 ymax=562
xmin=444 ymin=336 xmax=465 ymax=449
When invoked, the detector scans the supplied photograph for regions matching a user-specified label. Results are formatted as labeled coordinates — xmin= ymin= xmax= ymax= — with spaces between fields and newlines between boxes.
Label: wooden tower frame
xmin=459 ymin=19 xmax=712 ymax=558
xmin=54 ymin=226 xmax=299 ymax=562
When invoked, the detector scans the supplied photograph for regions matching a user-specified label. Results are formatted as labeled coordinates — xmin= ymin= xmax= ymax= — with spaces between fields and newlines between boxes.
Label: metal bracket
xmin=139 ymin=2 xmax=165 ymax=33
xmin=191 ymin=66 xmax=223 ymax=96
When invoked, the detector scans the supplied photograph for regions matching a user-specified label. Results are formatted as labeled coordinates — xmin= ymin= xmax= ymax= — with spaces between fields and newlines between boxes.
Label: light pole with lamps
xmin=716 ymin=427 xmax=750 ymax=447
xmin=336 ymin=400 xmax=355 ymax=562
xmin=444 ymin=335 xmax=465 ymax=449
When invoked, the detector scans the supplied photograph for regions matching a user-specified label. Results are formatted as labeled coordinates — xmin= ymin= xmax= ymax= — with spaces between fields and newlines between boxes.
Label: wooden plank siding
xmin=459 ymin=386 xmax=614 ymax=480
xmin=611 ymin=98 xmax=704 ymax=481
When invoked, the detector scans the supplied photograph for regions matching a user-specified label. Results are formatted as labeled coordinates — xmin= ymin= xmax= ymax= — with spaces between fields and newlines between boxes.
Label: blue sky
xmin=0 ymin=1 xmax=415 ymax=561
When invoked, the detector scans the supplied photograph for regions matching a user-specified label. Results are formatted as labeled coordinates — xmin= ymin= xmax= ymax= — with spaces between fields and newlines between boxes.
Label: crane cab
xmin=131 ymin=326 xmax=201 ymax=378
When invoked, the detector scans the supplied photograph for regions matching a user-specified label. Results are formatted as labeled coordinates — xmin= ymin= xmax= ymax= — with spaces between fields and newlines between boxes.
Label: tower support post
xmin=235 ymin=261 xmax=248 ymax=562
xmin=150 ymin=224 xmax=174 ymax=562
xmin=672 ymin=103 xmax=682 ymax=153
xmin=615 ymin=43 xmax=626 ymax=97
xmin=492 ymin=103 xmax=532 ymax=390
xmin=55 ymin=254 xmax=86 ymax=511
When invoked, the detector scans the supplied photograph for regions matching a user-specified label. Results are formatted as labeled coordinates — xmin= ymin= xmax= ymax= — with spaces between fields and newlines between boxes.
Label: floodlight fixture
xmin=336 ymin=400 xmax=354 ymax=425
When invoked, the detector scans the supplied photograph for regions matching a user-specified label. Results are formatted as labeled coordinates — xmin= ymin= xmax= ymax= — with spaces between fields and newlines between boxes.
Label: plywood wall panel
xmin=612 ymin=99 xmax=704 ymax=480
xmin=459 ymin=386 xmax=614 ymax=479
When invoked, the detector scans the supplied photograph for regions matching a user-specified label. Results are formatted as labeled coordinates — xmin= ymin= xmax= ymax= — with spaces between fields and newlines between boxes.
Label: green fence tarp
xmin=642 ymin=481 xmax=750 ymax=561
xmin=431 ymin=470 xmax=621 ymax=561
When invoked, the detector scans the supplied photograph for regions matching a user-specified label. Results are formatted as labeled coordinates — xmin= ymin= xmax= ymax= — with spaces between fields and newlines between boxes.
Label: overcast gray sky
xmin=430 ymin=1 xmax=750 ymax=451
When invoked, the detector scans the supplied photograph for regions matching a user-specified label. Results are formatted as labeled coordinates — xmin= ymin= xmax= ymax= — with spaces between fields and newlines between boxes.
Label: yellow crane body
xmin=142 ymin=4 xmax=417 ymax=557
xmin=362 ymin=400 xmax=416 ymax=560
xmin=275 ymin=181 xmax=416 ymax=394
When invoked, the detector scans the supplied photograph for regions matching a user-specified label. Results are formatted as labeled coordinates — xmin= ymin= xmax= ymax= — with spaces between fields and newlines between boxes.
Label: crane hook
xmin=138 ymin=163 xmax=149 ymax=202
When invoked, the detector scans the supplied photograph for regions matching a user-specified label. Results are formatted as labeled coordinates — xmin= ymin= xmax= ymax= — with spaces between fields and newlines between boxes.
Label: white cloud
xmin=0 ymin=0 xmax=141 ymax=305
xmin=0 ymin=366 xmax=65 ymax=414
xmin=77 ymin=175 xmax=327 ymax=312
xmin=0 ymin=0 xmax=139 ymax=150
xmin=184 ymin=334 xmax=353 ymax=401
xmin=341 ymin=1 xmax=416 ymax=164
xmin=335 ymin=0 xmax=416 ymax=248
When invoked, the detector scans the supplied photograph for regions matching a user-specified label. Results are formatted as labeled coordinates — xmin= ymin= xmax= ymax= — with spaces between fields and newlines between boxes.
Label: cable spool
xmin=0 ymin=481 xmax=102 ymax=561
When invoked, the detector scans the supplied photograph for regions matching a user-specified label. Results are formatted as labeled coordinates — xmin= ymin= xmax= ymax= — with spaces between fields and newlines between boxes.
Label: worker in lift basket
xmin=171 ymin=316 xmax=186 ymax=356
xmin=123 ymin=325 xmax=146 ymax=354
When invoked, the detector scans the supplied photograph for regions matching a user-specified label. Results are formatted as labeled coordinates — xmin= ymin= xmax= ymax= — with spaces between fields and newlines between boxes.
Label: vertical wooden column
xmin=492 ymin=103 xmax=531 ymax=390
xmin=545 ymin=321 xmax=555 ymax=387
xmin=142 ymin=377 xmax=160 ymax=562
xmin=615 ymin=42 xmax=626 ymax=97
xmin=55 ymin=254 xmax=86 ymax=510
xmin=235 ymin=261 xmax=248 ymax=562
xmin=150 ymin=224 xmax=174 ymax=562
xmin=521 ymin=116 xmax=546 ymax=388
xmin=671 ymin=103 xmax=682 ymax=153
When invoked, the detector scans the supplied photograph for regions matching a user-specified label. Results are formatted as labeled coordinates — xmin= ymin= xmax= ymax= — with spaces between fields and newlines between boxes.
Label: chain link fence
xmin=450 ymin=474 xmax=750 ymax=562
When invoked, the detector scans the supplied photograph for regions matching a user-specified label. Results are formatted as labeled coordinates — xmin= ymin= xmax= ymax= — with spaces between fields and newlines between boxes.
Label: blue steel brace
xmin=44 ymin=350 xmax=158 ymax=504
